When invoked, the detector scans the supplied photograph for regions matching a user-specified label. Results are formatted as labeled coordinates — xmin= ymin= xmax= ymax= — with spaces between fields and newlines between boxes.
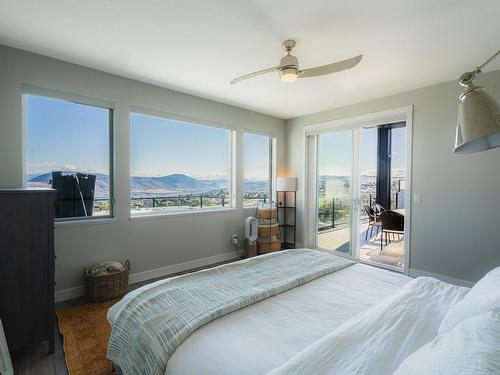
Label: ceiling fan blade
xmin=299 ymin=55 xmax=363 ymax=78
xmin=230 ymin=66 xmax=280 ymax=84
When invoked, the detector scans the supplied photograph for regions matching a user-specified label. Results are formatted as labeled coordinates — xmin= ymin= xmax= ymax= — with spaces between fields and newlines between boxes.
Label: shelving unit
xmin=277 ymin=190 xmax=296 ymax=249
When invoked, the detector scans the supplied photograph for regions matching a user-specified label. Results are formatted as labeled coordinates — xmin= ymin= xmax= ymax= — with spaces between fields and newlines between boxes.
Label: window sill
xmin=129 ymin=207 xmax=237 ymax=221
xmin=55 ymin=217 xmax=117 ymax=228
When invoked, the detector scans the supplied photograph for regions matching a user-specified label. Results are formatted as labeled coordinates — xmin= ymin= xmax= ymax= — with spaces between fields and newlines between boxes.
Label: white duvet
xmin=267 ymin=277 xmax=469 ymax=375
xmin=166 ymin=263 xmax=409 ymax=375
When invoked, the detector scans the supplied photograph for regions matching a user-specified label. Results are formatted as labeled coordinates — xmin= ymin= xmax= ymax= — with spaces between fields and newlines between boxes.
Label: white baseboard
xmin=127 ymin=251 xmax=238 ymax=285
xmin=409 ymin=268 xmax=475 ymax=288
xmin=55 ymin=251 xmax=239 ymax=303
xmin=55 ymin=285 xmax=86 ymax=302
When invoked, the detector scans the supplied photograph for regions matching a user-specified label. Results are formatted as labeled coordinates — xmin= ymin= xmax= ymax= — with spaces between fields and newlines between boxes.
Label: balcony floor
xmin=318 ymin=220 xmax=404 ymax=268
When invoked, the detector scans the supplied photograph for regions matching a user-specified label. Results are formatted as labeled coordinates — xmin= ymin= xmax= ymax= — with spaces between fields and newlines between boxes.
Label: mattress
xmin=166 ymin=263 xmax=410 ymax=375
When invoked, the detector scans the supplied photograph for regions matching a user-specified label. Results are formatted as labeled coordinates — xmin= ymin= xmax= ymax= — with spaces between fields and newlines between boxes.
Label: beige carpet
xmin=56 ymin=299 xmax=119 ymax=375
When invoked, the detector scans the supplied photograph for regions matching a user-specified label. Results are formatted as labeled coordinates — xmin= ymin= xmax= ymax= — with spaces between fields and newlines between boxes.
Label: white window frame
xmin=129 ymin=106 xmax=236 ymax=218
xmin=21 ymin=85 xmax=115 ymax=223
xmin=242 ymin=130 xmax=277 ymax=209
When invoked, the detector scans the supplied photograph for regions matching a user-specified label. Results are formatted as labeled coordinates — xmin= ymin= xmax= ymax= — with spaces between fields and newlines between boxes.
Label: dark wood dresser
xmin=0 ymin=189 xmax=55 ymax=353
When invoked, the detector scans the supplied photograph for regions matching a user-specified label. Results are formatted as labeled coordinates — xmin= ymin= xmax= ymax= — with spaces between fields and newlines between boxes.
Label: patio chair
xmin=364 ymin=205 xmax=381 ymax=240
xmin=372 ymin=203 xmax=386 ymax=215
xmin=379 ymin=210 xmax=404 ymax=251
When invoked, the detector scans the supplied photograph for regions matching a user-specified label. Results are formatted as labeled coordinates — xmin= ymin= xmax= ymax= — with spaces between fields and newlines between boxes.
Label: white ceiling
xmin=1 ymin=0 xmax=499 ymax=119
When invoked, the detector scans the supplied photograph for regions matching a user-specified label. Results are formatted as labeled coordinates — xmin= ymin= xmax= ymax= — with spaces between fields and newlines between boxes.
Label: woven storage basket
xmin=245 ymin=240 xmax=258 ymax=258
xmin=84 ymin=260 xmax=130 ymax=302
xmin=257 ymin=217 xmax=278 ymax=226
xmin=258 ymin=238 xmax=281 ymax=253
xmin=258 ymin=223 xmax=280 ymax=237
xmin=256 ymin=205 xmax=278 ymax=220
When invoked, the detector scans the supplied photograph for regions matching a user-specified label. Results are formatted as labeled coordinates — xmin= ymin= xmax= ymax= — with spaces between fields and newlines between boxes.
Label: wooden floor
xmin=11 ymin=327 xmax=68 ymax=375
xmin=11 ymin=258 xmax=237 ymax=375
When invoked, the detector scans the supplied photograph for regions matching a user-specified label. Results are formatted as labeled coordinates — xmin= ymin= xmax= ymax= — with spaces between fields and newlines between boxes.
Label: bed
xmin=107 ymin=249 xmax=500 ymax=375
xmin=164 ymin=263 xmax=408 ymax=375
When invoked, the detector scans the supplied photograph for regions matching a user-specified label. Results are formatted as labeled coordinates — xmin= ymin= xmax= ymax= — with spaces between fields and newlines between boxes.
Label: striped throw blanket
xmin=107 ymin=249 xmax=354 ymax=375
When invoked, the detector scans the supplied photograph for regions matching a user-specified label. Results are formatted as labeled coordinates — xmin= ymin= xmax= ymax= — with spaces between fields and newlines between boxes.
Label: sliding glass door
xmin=310 ymin=120 xmax=409 ymax=271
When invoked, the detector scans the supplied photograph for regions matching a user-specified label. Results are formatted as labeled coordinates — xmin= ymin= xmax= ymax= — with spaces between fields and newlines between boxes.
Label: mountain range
xmin=28 ymin=172 xmax=268 ymax=198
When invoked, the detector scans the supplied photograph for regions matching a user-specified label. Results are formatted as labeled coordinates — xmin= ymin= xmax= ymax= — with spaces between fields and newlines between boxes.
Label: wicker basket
xmin=258 ymin=223 xmax=280 ymax=237
xmin=257 ymin=237 xmax=281 ymax=253
xmin=245 ymin=240 xmax=258 ymax=258
xmin=257 ymin=217 xmax=278 ymax=225
xmin=84 ymin=260 xmax=130 ymax=302
xmin=256 ymin=205 xmax=278 ymax=219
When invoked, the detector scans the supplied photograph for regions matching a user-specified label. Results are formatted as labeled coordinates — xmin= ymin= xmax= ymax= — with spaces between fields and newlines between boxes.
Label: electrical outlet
xmin=231 ymin=234 xmax=239 ymax=246
xmin=413 ymin=193 xmax=422 ymax=204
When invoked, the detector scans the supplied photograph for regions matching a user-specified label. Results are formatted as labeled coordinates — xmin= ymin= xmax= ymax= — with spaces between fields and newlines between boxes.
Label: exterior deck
xmin=318 ymin=220 xmax=404 ymax=268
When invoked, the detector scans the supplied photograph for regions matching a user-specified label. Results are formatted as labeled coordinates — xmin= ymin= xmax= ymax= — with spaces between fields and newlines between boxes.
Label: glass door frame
xmin=302 ymin=106 xmax=413 ymax=275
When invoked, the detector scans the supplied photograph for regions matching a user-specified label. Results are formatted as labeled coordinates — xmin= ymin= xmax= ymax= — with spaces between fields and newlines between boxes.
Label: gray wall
xmin=0 ymin=45 xmax=286 ymax=294
xmin=1 ymin=42 xmax=498 ymax=291
xmin=286 ymin=69 xmax=500 ymax=283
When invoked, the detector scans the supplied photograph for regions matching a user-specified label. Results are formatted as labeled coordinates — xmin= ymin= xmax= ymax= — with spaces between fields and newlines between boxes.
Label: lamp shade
xmin=454 ymin=85 xmax=500 ymax=153
xmin=277 ymin=177 xmax=297 ymax=191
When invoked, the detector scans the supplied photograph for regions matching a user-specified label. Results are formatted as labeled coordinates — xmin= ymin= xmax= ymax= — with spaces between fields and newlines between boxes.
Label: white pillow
xmin=439 ymin=266 xmax=500 ymax=334
xmin=394 ymin=309 xmax=500 ymax=375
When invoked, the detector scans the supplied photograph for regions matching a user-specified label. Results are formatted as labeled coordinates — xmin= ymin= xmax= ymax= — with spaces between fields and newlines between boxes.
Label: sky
xmin=26 ymin=95 xmax=269 ymax=180
xmin=130 ymin=113 xmax=232 ymax=178
xmin=27 ymin=95 xmax=110 ymax=175
xmin=318 ymin=130 xmax=352 ymax=177
xmin=318 ymin=126 xmax=406 ymax=177
xmin=360 ymin=126 xmax=406 ymax=177
xmin=243 ymin=133 xmax=270 ymax=180
xmin=131 ymin=115 xmax=270 ymax=180
xmin=389 ymin=127 xmax=406 ymax=177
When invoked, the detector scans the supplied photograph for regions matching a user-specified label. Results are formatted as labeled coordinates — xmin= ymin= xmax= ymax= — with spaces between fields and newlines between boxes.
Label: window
xmin=243 ymin=133 xmax=274 ymax=207
xmin=130 ymin=112 xmax=233 ymax=215
xmin=25 ymin=94 xmax=113 ymax=220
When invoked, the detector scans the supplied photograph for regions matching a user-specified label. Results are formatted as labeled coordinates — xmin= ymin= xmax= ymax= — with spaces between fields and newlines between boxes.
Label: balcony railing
xmin=318 ymin=191 xmax=405 ymax=232
xmin=360 ymin=192 xmax=404 ymax=211
xmin=93 ymin=193 xmax=271 ymax=214
xmin=243 ymin=193 xmax=270 ymax=207
xmin=129 ymin=195 xmax=229 ymax=211
xmin=317 ymin=195 xmax=350 ymax=232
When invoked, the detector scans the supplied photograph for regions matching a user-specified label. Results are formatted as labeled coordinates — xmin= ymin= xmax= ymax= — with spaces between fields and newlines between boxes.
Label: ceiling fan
xmin=230 ymin=39 xmax=363 ymax=85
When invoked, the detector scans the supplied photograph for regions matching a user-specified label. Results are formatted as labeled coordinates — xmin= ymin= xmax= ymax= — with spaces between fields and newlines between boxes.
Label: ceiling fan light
xmin=279 ymin=67 xmax=298 ymax=83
